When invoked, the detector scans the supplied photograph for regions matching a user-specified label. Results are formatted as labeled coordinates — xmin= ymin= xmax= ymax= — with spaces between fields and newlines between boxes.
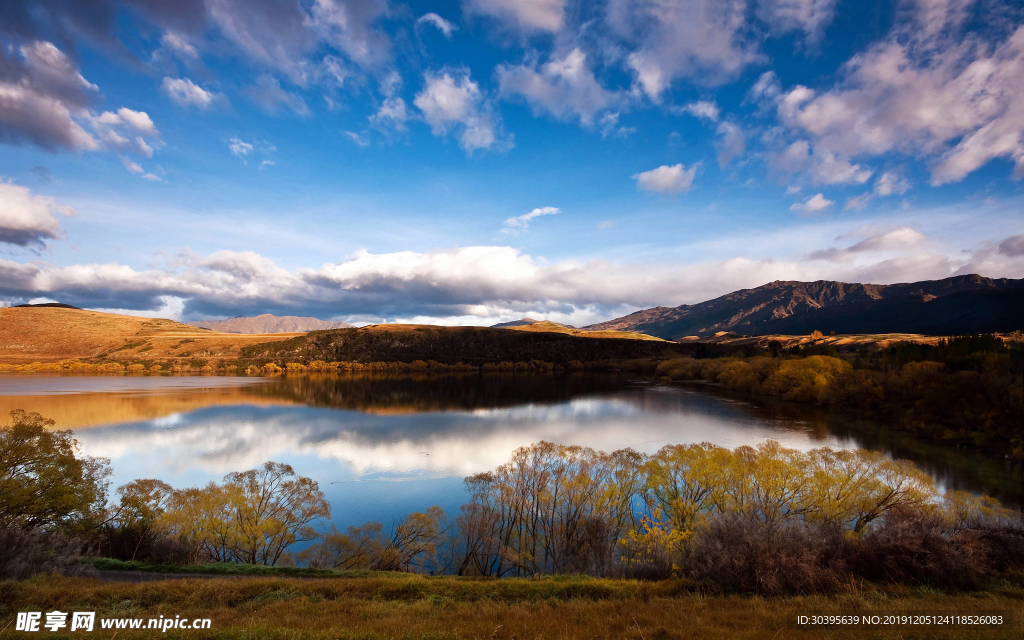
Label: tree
xmin=106 ymin=479 xmax=173 ymax=561
xmin=222 ymin=462 xmax=330 ymax=565
xmin=0 ymin=410 xmax=109 ymax=530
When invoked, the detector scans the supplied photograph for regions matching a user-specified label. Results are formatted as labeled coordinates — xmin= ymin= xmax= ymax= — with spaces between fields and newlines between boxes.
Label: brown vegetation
xmin=2 ymin=574 xmax=1022 ymax=639
xmin=0 ymin=306 xmax=297 ymax=364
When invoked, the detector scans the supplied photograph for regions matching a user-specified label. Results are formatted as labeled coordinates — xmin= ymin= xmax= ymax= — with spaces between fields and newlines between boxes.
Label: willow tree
xmin=0 ymin=410 xmax=110 ymax=531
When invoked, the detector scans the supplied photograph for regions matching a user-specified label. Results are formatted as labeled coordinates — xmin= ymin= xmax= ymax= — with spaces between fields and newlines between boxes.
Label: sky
xmin=1 ymin=0 xmax=1023 ymax=326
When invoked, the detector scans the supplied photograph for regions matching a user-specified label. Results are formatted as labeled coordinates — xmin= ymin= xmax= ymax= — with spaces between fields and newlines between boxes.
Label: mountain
xmin=188 ymin=314 xmax=353 ymax=334
xmin=585 ymin=274 xmax=1024 ymax=340
xmin=491 ymin=318 xmax=542 ymax=328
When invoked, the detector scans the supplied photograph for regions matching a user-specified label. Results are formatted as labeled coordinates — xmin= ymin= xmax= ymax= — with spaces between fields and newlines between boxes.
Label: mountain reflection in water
xmin=2 ymin=373 xmax=1020 ymax=529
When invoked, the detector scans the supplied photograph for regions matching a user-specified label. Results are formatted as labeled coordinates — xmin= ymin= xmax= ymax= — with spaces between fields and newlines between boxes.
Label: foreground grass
xmin=1 ymin=573 xmax=1023 ymax=639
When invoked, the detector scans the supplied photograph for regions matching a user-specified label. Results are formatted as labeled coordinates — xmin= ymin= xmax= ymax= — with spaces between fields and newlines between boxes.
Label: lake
xmin=1 ymin=373 xmax=1020 ymax=531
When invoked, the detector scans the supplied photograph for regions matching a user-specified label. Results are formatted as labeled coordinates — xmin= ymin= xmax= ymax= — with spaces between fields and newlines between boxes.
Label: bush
xmin=684 ymin=516 xmax=850 ymax=595
xmin=0 ymin=527 xmax=96 ymax=580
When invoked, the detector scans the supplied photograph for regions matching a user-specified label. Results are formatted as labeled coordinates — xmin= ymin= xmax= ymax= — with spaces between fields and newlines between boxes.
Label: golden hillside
xmin=0 ymin=306 xmax=298 ymax=364
xmin=506 ymin=320 xmax=667 ymax=341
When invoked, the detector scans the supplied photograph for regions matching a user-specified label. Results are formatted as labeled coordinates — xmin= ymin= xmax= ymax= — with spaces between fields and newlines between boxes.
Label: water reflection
xmin=3 ymin=373 xmax=1020 ymax=528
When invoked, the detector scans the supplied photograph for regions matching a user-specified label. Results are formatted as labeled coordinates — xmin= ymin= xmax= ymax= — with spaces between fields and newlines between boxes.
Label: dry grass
xmin=0 ymin=307 xmax=298 ymax=364
xmin=1 ymin=574 xmax=1021 ymax=639
xmin=507 ymin=321 xmax=667 ymax=342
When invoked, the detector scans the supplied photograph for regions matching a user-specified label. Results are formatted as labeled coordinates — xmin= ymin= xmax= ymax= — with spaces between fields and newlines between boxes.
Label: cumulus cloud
xmin=501 ymin=206 xmax=559 ymax=234
xmin=767 ymin=9 xmax=1024 ymax=185
xmin=227 ymin=137 xmax=274 ymax=163
xmin=0 ymin=180 xmax=76 ymax=247
xmin=417 ymin=13 xmax=458 ymax=38
xmin=874 ymin=171 xmax=911 ymax=196
xmin=2 ymin=237 xmax=1014 ymax=323
xmin=633 ymin=163 xmax=699 ymax=194
xmin=612 ymin=0 xmax=763 ymax=99
xmin=790 ymin=192 xmax=833 ymax=213
xmin=497 ymin=49 xmax=618 ymax=126
xmin=0 ymin=41 xmax=99 ymax=151
xmin=161 ymin=77 xmax=221 ymax=109
xmin=89 ymin=107 xmax=162 ymax=157
xmin=414 ymin=68 xmax=507 ymax=153
xmin=369 ymin=97 xmax=409 ymax=130
xmin=464 ymin=0 xmax=566 ymax=33
xmin=676 ymin=101 xmax=720 ymax=122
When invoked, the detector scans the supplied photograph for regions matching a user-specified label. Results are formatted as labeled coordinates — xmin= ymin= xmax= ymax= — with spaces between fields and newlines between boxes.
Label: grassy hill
xmin=240 ymin=324 xmax=692 ymax=367
xmin=0 ymin=306 xmax=298 ymax=364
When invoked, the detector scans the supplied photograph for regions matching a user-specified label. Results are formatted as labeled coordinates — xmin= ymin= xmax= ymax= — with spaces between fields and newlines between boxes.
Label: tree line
xmin=657 ymin=334 xmax=1024 ymax=459
xmin=2 ymin=409 xmax=1022 ymax=593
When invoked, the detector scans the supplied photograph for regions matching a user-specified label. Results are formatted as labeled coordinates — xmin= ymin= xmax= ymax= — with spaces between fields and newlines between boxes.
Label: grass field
xmin=1 ymin=573 xmax=1021 ymax=639
xmin=0 ymin=307 xmax=298 ymax=364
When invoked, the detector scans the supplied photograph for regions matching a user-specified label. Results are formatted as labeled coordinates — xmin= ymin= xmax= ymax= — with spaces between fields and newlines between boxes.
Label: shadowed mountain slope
xmin=586 ymin=274 xmax=1024 ymax=340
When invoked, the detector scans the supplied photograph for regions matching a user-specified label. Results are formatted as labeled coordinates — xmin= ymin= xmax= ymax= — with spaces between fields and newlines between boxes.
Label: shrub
xmin=0 ymin=527 xmax=96 ymax=580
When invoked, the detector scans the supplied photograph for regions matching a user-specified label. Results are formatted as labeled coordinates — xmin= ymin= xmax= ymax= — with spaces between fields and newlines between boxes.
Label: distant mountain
xmin=188 ymin=314 xmax=352 ymax=334
xmin=585 ymin=274 xmax=1024 ymax=340
xmin=491 ymin=318 xmax=541 ymax=328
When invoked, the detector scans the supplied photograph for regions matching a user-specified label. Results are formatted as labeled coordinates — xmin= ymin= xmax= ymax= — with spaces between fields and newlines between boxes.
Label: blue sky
xmin=1 ymin=0 xmax=1023 ymax=325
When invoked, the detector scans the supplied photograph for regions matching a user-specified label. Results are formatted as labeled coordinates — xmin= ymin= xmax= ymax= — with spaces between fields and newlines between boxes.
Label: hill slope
xmin=586 ymin=274 xmax=1024 ymax=340
xmin=242 ymin=324 xmax=687 ymax=366
xmin=0 ymin=307 xmax=298 ymax=363
xmin=188 ymin=314 xmax=352 ymax=334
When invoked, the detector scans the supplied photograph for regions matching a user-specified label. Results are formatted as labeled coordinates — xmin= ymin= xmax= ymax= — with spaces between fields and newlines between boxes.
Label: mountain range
xmin=585 ymin=274 xmax=1024 ymax=340
xmin=188 ymin=314 xmax=353 ymax=334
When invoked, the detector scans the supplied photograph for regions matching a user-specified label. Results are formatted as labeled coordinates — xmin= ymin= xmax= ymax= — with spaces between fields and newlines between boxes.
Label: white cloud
xmin=633 ymin=163 xmax=699 ymax=194
xmin=414 ymin=68 xmax=507 ymax=153
xmin=4 ymin=237 xmax=1017 ymax=323
xmin=0 ymin=179 xmax=76 ymax=247
xmin=715 ymin=121 xmax=745 ymax=167
xmin=158 ymin=32 xmax=199 ymax=60
xmin=258 ymin=160 xmax=275 ymax=170
xmin=843 ymin=193 xmax=873 ymax=211
xmin=756 ymin=0 xmax=839 ymax=42
xmin=676 ymin=101 xmax=720 ymax=122
xmin=228 ymin=137 xmax=254 ymax=157
xmin=785 ymin=185 xmax=802 ymax=195
xmin=999 ymin=234 xmax=1024 ymax=257
xmin=502 ymin=206 xmax=559 ymax=234
xmin=790 ymin=193 xmax=833 ymax=213
xmin=598 ymin=112 xmax=635 ymax=138
xmin=0 ymin=41 xmax=99 ymax=151
xmin=614 ymin=0 xmax=764 ymax=99
xmin=342 ymin=131 xmax=370 ymax=146
xmin=770 ymin=18 xmax=1024 ymax=185
xmin=89 ymin=107 xmax=162 ymax=157
xmin=809 ymin=226 xmax=927 ymax=261
xmin=497 ymin=49 xmax=618 ymax=126
xmin=464 ymin=0 xmax=566 ymax=33
xmin=417 ymin=13 xmax=458 ymax=38
xmin=874 ymin=171 xmax=911 ymax=196
xmin=121 ymin=157 xmax=144 ymax=174
xmin=161 ymin=77 xmax=220 ymax=109
xmin=369 ymin=97 xmax=409 ymax=130
xmin=244 ymin=76 xmax=310 ymax=116
xmin=308 ymin=0 xmax=392 ymax=67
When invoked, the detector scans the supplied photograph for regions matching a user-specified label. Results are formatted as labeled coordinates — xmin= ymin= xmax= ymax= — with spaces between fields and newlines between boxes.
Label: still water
xmin=1 ymin=373 xmax=1020 ymax=529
